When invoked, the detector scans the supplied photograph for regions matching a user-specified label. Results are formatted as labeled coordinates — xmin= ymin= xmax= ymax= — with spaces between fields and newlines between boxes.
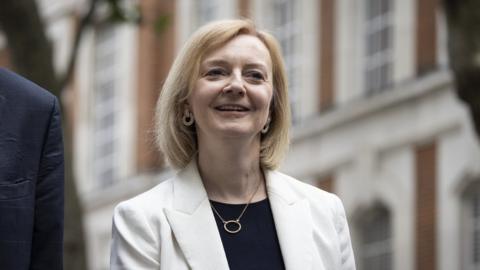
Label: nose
xmin=222 ymin=71 xmax=245 ymax=96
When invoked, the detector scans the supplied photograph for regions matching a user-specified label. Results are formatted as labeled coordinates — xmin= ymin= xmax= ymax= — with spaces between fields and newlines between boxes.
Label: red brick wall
xmin=238 ymin=0 xmax=251 ymax=18
xmin=136 ymin=0 xmax=176 ymax=171
xmin=319 ymin=0 xmax=335 ymax=112
xmin=317 ymin=174 xmax=334 ymax=193
xmin=416 ymin=0 xmax=438 ymax=75
xmin=415 ymin=142 xmax=437 ymax=270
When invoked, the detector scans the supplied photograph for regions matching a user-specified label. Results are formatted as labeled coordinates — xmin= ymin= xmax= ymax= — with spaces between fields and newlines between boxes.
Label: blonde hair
xmin=155 ymin=19 xmax=290 ymax=170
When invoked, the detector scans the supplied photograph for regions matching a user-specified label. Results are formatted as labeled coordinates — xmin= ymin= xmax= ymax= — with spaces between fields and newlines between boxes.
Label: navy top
xmin=210 ymin=198 xmax=286 ymax=270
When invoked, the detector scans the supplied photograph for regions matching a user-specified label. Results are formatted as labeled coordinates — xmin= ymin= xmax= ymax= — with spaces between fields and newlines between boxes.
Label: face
xmin=188 ymin=34 xmax=273 ymax=140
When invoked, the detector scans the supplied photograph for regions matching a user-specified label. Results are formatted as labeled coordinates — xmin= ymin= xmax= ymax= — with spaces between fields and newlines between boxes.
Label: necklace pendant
xmin=223 ymin=220 xmax=242 ymax=234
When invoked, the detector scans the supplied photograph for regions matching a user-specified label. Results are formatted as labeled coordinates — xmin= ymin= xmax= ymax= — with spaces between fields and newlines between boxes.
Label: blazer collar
xmin=164 ymin=160 xmax=230 ymax=270
xmin=266 ymin=170 xmax=316 ymax=270
xmin=171 ymin=159 xmax=208 ymax=214
xmin=164 ymin=160 xmax=316 ymax=270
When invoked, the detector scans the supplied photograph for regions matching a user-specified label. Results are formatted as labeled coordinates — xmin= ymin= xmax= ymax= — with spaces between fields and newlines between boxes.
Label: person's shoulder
xmin=271 ymin=170 xmax=341 ymax=210
xmin=114 ymin=178 xmax=175 ymax=217
xmin=0 ymin=68 xmax=56 ymax=108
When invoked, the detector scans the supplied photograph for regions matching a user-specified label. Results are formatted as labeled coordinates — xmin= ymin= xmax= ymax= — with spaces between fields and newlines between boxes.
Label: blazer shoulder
xmin=276 ymin=171 xmax=337 ymax=198
xmin=0 ymin=68 xmax=56 ymax=109
xmin=114 ymin=178 xmax=175 ymax=217
xmin=272 ymin=171 xmax=342 ymax=213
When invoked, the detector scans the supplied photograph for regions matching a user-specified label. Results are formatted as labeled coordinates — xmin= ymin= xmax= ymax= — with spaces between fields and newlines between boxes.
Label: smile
xmin=214 ymin=104 xmax=250 ymax=112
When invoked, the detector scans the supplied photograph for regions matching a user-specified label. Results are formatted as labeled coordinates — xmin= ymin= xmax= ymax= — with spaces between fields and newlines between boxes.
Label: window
xmin=364 ymin=0 xmax=393 ymax=94
xmin=359 ymin=206 xmax=392 ymax=270
xmin=271 ymin=0 xmax=300 ymax=122
xmin=93 ymin=24 xmax=118 ymax=188
xmin=196 ymin=0 xmax=221 ymax=26
xmin=462 ymin=182 xmax=480 ymax=270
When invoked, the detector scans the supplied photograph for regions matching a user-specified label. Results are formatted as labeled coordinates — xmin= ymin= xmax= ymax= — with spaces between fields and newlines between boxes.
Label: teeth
xmin=217 ymin=105 xmax=248 ymax=111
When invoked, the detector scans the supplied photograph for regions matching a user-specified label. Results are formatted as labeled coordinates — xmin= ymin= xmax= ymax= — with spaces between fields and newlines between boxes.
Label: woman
xmin=110 ymin=19 xmax=356 ymax=270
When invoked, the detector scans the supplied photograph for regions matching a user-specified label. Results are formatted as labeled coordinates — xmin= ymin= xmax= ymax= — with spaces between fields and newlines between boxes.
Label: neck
xmin=196 ymin=133 xmax=267 ymax=204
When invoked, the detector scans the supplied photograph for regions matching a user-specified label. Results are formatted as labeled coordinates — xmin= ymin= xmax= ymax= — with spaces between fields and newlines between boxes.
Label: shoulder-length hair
xmin=155 ymin=19 xmax=290 ymax=170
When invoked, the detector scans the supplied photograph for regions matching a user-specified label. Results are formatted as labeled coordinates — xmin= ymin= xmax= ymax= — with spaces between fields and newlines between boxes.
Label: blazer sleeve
xmin=30 ymin=97 xmax=65 ymax=270
xmin=110 ymin=201 xmax=160 ymax=269
xmin=333 ymin=195 xmax=356 ymax=270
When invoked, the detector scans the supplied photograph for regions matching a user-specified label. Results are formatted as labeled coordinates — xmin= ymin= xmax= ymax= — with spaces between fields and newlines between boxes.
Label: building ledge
xmin=292 ymin=69 xmax=453 ymax=143
xmin=82 ymin=168 xmax=175 ymax=211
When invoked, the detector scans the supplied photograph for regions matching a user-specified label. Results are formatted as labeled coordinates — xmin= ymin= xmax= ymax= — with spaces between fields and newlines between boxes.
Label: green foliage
xmin=154 ymin=14 xmax=171 ymax=35
xmin=106 ymin=0 xmax=141 ymax=24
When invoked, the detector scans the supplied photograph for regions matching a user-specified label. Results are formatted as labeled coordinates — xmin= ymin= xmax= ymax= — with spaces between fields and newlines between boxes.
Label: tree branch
xmin=59 ymin=0 xmax=99 ymax=90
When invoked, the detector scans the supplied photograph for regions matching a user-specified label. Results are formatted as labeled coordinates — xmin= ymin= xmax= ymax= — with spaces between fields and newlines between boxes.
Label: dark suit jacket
xmin=0 ymin=68 xmax=64 ymax=270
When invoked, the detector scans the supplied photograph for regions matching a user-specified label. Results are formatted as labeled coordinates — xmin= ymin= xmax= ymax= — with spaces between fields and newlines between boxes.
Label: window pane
xmin=379 ymin=63 xmax=390 ymax=89
xmin=93 ymin=24 xmax=118 ymax=188
xmin=381 ymin=0 xmax=391 ymax=15
xmin=473 ymin=194 xmax=480 ymax=264
xmin=272 ymin=0 xmax=298 ymax=122
xmin=380 ymin=27 xmax=391 ymax=51
xmin=196 ymin=0 xmax=220 ymax=26
xmin=366 ymin=0 xmax=380 ymax=19
xmin=463 ymin=186 xmax=480 ymax=269
xmin=361 ymin=207 xmax=392 ymax=270
xmin=473 ymin=194 xmax=480 ymax=217
xmin=366 ymin=32 xmax=378 ymax=56
xmin=364 ymin=0 xmax=392 ymax=94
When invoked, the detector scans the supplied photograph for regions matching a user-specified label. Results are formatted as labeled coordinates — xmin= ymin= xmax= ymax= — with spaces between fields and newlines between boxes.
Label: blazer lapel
xmin=266 ymin=171 xmax=317 ymax=270
xmin=164 ymin=160 xmax=230 ymax=270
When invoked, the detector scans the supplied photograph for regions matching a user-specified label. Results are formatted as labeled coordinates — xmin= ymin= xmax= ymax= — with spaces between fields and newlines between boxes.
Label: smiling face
xmin=188 ymin=34 xmax=273 ymax=141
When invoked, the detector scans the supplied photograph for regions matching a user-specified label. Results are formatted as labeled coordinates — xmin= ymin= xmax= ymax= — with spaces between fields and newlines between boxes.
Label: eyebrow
xmin=201 ymin=59 xmax=269 ymax=73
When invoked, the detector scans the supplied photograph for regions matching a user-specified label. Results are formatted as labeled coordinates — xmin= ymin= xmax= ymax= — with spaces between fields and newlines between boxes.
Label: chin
xmin=216 ymin=125 xmax=259 ymax=139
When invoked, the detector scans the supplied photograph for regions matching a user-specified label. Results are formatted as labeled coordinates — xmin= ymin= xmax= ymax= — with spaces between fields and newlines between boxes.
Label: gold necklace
xmin=210 ymin=179 xmax=262 ymax=234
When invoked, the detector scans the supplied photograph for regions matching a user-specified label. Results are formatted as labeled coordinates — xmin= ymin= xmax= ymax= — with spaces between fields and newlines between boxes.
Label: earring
xmin=261 ymin=118 xmax=271 ymax=134
xmin=183 ymin=109 xmax=194 ymax=126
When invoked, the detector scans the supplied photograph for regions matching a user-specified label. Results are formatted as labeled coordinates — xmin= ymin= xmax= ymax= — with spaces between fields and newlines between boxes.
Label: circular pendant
xmin=223 ymin=220 xmax=242 ymax=234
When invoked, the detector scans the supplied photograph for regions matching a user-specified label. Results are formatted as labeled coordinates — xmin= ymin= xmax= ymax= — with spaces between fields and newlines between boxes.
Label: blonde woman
xmin=110 ymin=19 xmax=356 ymax=270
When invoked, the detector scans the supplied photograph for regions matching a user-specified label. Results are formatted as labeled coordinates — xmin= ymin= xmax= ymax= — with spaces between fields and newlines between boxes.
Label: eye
xmin=204 ymin=68 xmax=227 ymax=79
xmin=245 ymin=70 xmax=266 ymax=83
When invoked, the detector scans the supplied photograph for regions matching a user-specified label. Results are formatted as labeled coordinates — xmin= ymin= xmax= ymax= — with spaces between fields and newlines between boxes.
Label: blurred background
xmin=1 ymin=0 xmax=480 ymax=269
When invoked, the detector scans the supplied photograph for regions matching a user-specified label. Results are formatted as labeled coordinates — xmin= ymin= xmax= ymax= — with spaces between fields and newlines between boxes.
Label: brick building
xmin=1 ymin=0 xmax=479 ymax=269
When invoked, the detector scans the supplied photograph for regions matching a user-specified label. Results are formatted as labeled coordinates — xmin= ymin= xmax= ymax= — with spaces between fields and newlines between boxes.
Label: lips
xmin=214 ymin=104 xmax=250 ymax=112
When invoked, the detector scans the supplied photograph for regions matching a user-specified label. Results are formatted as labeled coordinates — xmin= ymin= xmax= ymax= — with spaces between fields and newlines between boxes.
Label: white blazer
xmin=110 ymin=160 xmax=356 ymax=270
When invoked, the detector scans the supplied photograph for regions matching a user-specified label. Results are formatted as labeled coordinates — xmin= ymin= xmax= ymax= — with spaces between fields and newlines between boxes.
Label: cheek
xmin=256 ymin=88 xmax=273 ymax=112
xmin=189 ymin=83 xmax=211 ymax=111
xmin=189 ymin=96 xmax=207 ymax=115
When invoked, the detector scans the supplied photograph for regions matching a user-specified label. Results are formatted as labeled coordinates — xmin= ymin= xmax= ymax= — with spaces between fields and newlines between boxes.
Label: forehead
xmin=201 ymin=35 xmax=272 ymax=68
